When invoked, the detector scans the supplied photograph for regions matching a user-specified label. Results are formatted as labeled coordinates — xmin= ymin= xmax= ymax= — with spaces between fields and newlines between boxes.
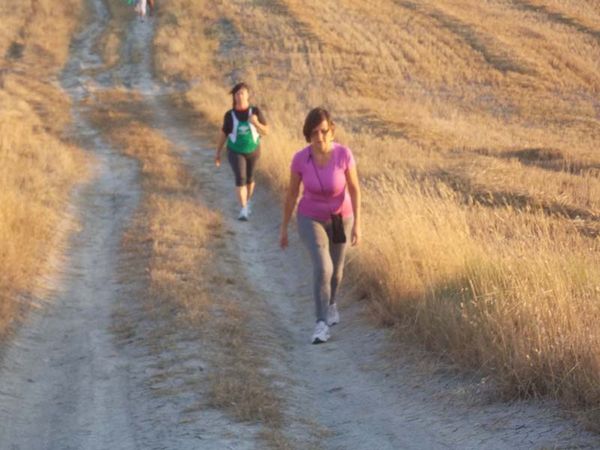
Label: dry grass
xmin=0 ymin=0 xmax=87 ymax=342
xmin=152 ymin=0 xmax=600 ymax=427
xmin=88 ymin=88 xmax=287 ymax=443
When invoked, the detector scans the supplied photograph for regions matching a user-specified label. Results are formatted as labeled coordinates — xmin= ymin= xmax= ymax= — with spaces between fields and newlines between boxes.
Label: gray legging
xmin=297 ymin=213 xmax=354 ymax=323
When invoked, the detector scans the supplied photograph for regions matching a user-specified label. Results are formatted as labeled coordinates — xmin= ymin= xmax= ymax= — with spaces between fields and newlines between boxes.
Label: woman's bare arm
xmin=215 ymin=131 xmax=227 ymax=166
xmin=280 ymin=171 xmax=302 ymax=248
xmin=346 ymin=165 xmax=361 ymax=246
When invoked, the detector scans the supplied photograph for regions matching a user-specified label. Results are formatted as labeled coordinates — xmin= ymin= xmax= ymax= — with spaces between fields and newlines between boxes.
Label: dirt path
xmin=0 ymin=0 xmax=599 ymax=449
xmin=0 ymin=1 xmax=140 ymax=448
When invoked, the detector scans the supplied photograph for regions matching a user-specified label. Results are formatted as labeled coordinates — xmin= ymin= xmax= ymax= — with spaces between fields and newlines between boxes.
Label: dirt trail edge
xmin=0 ymin=0 xmax=599 ymax=449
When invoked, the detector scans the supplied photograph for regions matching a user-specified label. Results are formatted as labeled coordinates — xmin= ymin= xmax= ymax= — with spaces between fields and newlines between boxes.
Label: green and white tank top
xmin=227 ymin=108 xmax=260 ymax=154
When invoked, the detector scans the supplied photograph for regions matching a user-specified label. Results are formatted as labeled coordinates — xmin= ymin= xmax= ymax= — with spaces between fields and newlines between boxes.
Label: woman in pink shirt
xmin=280 ymin=108 xmax=362 ymax=344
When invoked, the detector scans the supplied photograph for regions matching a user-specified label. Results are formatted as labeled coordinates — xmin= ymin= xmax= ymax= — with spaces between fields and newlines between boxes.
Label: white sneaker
xmin=247 ymin=199 xmax=253 ymax=215
xmin=327 ymin=303 xmax=340 ymax=326
xmin=238 ymin=205 xmax=249 ymax=221
xmin=311 ymin=321 xmax=330 ymax=344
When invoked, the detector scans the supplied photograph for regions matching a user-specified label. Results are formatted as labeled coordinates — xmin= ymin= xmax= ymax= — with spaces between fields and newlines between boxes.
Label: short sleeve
xmin=221 ymin=111 xmax=233 ymax=134
xmin=343 ymin=146 xmax=356 ymax=170
xmin=290 ymin=150 xmax=305 ymax=177
xmin=253 ymin=106 xmax=267 ymax=125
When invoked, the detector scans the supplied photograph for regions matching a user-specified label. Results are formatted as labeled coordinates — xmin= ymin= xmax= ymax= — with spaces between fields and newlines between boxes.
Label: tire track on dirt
xmin=0 ymin=1 xmax=275 ymax=448
xmin=89 ymin=8 xmax=294 ymax=449
xmin=0 ymin=0 xmax=141 ymax=447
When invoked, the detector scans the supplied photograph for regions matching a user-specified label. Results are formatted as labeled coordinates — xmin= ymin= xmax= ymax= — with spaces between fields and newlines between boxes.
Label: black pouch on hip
xmin=330 ymin=213 xmax=347 ymax=244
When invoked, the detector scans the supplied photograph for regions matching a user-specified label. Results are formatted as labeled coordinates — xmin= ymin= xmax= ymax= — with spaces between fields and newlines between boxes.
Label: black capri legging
xmin=227 ymin=147 xmax=261 ymax=186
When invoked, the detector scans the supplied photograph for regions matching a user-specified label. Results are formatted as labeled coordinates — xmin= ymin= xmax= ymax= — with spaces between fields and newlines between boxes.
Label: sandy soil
xmin=0 ymin=0 xmax=599 ymax=449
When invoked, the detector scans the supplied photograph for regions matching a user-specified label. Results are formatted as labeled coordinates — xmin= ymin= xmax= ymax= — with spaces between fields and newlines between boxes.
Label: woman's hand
xmin=215 ymin=132 xmax=227 ymax=167
xmin=281 ymin=171 xmax=301 ymax=249
xmin=351 ymin=222 xmax=361 ymax=246
xmin=279 ymin=226 xmax=289 ymax=249
xmin=249 ymin=114 xmax=260 ymax=127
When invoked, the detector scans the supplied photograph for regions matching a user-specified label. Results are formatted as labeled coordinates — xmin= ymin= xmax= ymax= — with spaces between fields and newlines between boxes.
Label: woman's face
xmin=234 ymin=88 xmax=249 ymax=108
xmin=310 ymin=119 xmax=333 ymax=152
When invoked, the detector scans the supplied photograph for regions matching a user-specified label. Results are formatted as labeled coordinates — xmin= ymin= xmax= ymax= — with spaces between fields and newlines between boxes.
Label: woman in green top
xmin=215 ymin=82 xmax=269 ymax=221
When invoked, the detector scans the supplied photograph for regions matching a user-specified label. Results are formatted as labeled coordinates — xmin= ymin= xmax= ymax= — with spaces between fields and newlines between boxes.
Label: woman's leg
xmin=328 ymin=216 xmax=354 ymax=305
xmin=227 ymin=150 xmax=248 ymax=207
xmin=297 ymin=215 xmax=333 ymax=323
xmin=245 ymin=147 xmax=261 ymax=202
xmin=235 ymin=186 xmax=248 ymax=208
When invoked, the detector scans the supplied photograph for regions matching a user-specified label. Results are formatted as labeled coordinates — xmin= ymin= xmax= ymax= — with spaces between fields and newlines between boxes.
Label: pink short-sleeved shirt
xmin=291 ymin=142 xmax=356 ymax=222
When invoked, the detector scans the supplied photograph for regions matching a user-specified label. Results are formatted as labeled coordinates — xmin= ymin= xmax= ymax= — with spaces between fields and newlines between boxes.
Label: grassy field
xmin=153 ymin=0 xmax=600 ymax=427
xmin=0 ymin=0 xmax=87 ymax=342
xmin=1 ymin=0 xmax=598 ymax=434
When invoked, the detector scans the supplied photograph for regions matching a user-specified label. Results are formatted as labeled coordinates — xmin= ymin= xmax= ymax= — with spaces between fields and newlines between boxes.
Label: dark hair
xmin=230 ymin=82 xmax=250 ymax=108
xmin=303 ymin=107 xmax=334 ymax=142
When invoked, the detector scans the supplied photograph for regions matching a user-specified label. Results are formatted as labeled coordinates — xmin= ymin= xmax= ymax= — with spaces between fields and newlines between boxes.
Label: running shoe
xmin=238 ymin=205 xmax=249 ymax=221
xmin=311 ymin=321 xmax=330 ymax=344
xmin=327 ymin=303 xmax=340 ymax=326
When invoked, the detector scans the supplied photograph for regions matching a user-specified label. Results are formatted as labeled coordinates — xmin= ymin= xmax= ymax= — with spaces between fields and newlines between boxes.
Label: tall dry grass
xmin=360 ymin=177 xmax=600 ymax=401
xmin=153 ymin=0 xmax=600 ymax=426
xmin=0 ymin=0 xmax=87 ymax=342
